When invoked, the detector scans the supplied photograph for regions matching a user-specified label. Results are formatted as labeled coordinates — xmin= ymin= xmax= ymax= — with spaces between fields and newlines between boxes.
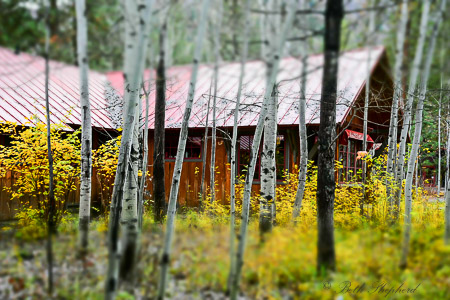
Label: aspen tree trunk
xmin=315 ymin=0 xmax=343 ymax=273
xmin=395 ymin=0 xmax=430 ymax=209
xmin=226 ymin=0 xmax=250 ymax=293
xmin=444 ymin=102 xmax=450 ymax=197
xmin=210 ymin=1 xmax=223 ymax=204
xmin=44 ymin=2 xmax=56 ymax=293
xmin=138 ymin=82 xmax=149 ymax=229
xmin=292 ymin=55 xmax=308 ymax=221
xmin=75 ymin=0 xmax=92 ymax=254
xmin=157 ymin=1 xmax=210 ymax=298
xmin=139 ymin=42 xmax=154 ymax=229
xmin=415 ymin=156 xmax=419 ymax=199
xmin=437 ymin=55 xmax=443 ymax=196
xmin=400 ymin=0 xmax=446 ymax=268
xmin=292 ymin=0 xmax=309 ymax=221
xmin=386 ymin=0 xmax=408 ymax=221
xmin=446 ymin=119 xmax=450 ymax=244
xmin=442 ymin=27 xmax=449 ymax=248
xmin=438 ymin=88 xmax=442 ymax=195
xmin=104 ymin=1 xmax=153 ymax=298
xmin=361 ymin=2 xmax=375 ymax=217
xmin=199 ymin=84 xmax=212 ymax=207
xmin=229 ymin=3 xmax=296 ymax=298
xmin=153 ymin=20 xmax=167 ymax=223
xmin=119 ymin=0 xmax=146 ymax=283
xmin=260 ymin=86 xmax=277 ymax=233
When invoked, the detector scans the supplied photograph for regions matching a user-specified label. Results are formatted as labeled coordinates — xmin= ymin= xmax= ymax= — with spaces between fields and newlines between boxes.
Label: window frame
xmin=164 ymin=134 xmax=203 ymax=162
xmin=237 ymin=133 xmax=289 ymax=184
xmin=338 ymin=138 xmax=363 ymax=182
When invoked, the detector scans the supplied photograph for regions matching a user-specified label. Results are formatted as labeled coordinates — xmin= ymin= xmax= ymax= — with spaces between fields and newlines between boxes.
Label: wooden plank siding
xmin=145 ymin=128 xmax=297 ymax=208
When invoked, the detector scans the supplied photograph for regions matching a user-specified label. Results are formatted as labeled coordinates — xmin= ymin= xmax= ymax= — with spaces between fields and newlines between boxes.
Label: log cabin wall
xmin=145 ymin=130 xmax=231 ymax=207
xmin=144 ymin=127 xmax=298 ymax=208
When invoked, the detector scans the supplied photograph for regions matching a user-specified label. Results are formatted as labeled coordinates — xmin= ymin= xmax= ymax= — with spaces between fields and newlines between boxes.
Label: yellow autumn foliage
xmin=0 ymin=121 xmax=80 ymax=222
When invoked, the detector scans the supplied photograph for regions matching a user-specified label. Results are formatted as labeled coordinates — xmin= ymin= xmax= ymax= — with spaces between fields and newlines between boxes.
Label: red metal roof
xmin=0 ymin=46 xmax=386 ymax=131
xmin=107 ymin=46 xmax=386 ymax=130
xmin=0 ymin=47 xmax=113 ymax=129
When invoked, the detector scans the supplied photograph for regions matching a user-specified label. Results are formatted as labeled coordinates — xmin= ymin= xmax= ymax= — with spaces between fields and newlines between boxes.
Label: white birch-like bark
xmin=437 ymin=54 xmax=444 ymax=196
xmin=292 ymin=54 xmax=308 ymax=221
xmin=229 ymin=3 xmax=296 ymax=298
xmin=361 ymin=1 xmax=375 ymax=216
xmin=104 ymin=1 xmax=153 ymax=298
xmin=438 ymin=85 xmax=442 ymax=195
xmin=292 ymin=0 xmax=309 ymax=221
xmin=400 ymin=0 xmax=446 ymax=268
xmin=75 ymin=0 xmax=92 ymax=253
xmin=446 ymin=103 xmax=450 ymax=199
xmin=395 ymin=0 xmax=430 ymax=209
xmin=210 ymin=0 xmax=223 ymax=204
xmin=119 ymin=0 xmax=144 ymax=283
xmin=157 ymin=1 xmax=210 ymax=298
xmin=446 ymin=117 xmax=450 ymax=244
xmin=386 ymin=0 xmax=408 ymax=220
xmin=259 ymin=0 xmax=277 ymax=232
xmin=260 ymin=86 xmax=277 ymax=233
xmin=138 ymin=56 xmax=152 ymax=229
xmin=200 ymin=83 xmax=212 ymax=206
xmin=446 ymin=103 xmax=450 ymax=244
xmin=227 ymin=0 xmax=250 ymax=293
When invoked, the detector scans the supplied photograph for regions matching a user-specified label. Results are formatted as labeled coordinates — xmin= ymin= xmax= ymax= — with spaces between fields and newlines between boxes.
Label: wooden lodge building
xmin=0 ymin=46 xmax=394 ymax=218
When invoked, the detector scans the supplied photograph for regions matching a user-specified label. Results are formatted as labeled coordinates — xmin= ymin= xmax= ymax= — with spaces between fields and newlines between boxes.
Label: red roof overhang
xmin=340 ymin=129 xmax=374 ymax=145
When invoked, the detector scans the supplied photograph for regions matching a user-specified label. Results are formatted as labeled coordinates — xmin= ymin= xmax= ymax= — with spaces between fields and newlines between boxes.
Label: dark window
xmin=165 ymin=135 xmax=202 ymax=160
xmin=238 ymin=134 xmax=287 ymax=182
xmin=238 ymin=135 xmax=261 ymax=180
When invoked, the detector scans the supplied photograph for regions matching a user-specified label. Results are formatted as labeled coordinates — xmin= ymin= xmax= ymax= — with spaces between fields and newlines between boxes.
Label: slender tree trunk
xmin=446 ymin=102 xmax=450 ymax=198
xmin=438 ymin=87 xmax=442 ymax=195
xmin=104 ymin=1 xmax=153 ymax=298
xmin=361 ymin=2 xmax=375 ymax=217
xmin=386 ymin=0 xmax=408 ymax=221
xmin=139 ymin=80 xmax=150 ymax=229
xmin=260 ymin=86 xmax=278 ymax=234
xmin=446 ymin=124 xmax=450 ymax=244
xmin=153 ymin=20 xmax=167 ymax=223
xmin=415 ymin=156 xmax=419 ymax=199
xmin=400 ymin=0 xmax=446 ymax=268
xmin=226 ymin=0 xmax=250 ymax=293
xmin=210 ymin=1 xmax=223 ymax=204
xmin=315 ymin=0 xmax=343 ymax=273
xmin=119 ymin=0 xmax=147 ymax=283
xmin=446 ymin=102 xmax=450 ymax=244
xmin=75 ymin=0 xmax=92 ymax=255
xmin=199 ymin=84 xmax=212 ymax=208
xmin=157 ymin=1 xmax=210 ymax=298
xmin=292 ymin=54 xmax=308 ymax=221
xmin=138 ymin=40 xmax=154 ymax=229
xmin=44 ymin=2 xmax=56 ymax=294
xmin=395 ymin=0 xmax=430 ymax=210
xmin=229 ymin=3 xmax=296 ymax=298
xmin=292 ymin=0 xmax=309 ymax=221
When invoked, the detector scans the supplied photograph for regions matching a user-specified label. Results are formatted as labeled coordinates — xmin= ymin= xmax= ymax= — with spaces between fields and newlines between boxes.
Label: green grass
xmin=0 ymin=206 xmax=449 ymax=299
